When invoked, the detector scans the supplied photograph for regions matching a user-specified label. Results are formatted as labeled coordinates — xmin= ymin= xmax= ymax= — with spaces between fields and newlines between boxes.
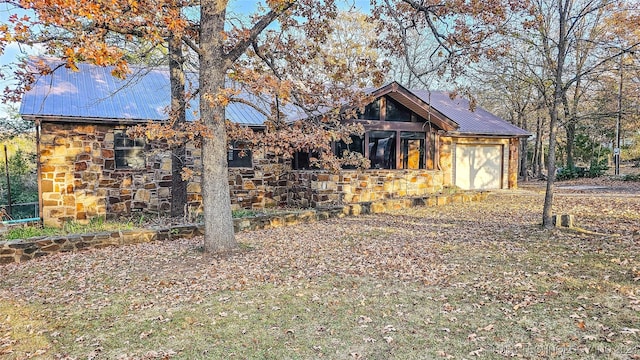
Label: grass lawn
xmin=0 ymin=186 xmax=638 ymax=359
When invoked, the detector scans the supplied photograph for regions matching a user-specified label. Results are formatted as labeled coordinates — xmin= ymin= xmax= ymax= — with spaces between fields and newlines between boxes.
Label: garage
xmin=454 ymin=144 xmax=504 ymax=190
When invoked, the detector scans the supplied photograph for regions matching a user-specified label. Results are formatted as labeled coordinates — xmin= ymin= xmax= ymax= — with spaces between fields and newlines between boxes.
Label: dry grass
xmin=0 ymin=185 xmax=639 ymax=359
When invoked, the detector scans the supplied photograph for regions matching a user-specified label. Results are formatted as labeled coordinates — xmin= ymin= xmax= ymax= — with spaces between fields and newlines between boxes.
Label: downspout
xmin=36 ymin=118 xmax=43 ymax=225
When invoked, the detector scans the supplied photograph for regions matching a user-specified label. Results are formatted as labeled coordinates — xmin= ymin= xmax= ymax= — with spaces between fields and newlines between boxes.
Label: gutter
xmin=21 ymin=115 xmax=267 ymax=130
xmin=444 ymin=131 xmax=531 ymax=139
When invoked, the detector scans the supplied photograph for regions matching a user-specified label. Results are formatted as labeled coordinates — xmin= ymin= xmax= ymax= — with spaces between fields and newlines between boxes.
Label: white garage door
xmin=454 ymin=144 xmax=503 ymax=190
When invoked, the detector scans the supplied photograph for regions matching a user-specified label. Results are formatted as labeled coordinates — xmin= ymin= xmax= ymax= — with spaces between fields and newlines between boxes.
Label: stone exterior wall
xmin=39 ymin=122 xmax=200 ymax=227
xmin=508 ymin=138 xmax=520 ymax=189
xmin=438 ymin=135 xmax=454 ymax=187
xmin=38 ymin=122 xmax=514 ymax=226
xmin=286 ymin=169 xmax=445 ymax=208
xmin=227 ymin=152 xmax=290 ymax=210
xmin=1 ymin=191 xmax=489 ymax=264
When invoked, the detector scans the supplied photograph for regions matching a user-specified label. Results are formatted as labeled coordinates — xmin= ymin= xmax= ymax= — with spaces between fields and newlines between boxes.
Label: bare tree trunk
xmin=169 ymin=33 xmax=188 ymax=218
xmin=200 ymin=0 xmax=237 ymax=252
xmin=562 ymin=94 xmax=575 ymax=169
xmin=542 ymin=109 xmax=558 ymax=227
xmin=565 ymin=120 xmax=575 ymax=169
xmin=542 ymin=0 xmax=570 ymax=229
xmin=533 ymin=114 xmax=543 ymax=177
xmin=565 ymin=75 xmax=583 ymax=171
xmin=520 ymin=115 xmax=529 ymax=181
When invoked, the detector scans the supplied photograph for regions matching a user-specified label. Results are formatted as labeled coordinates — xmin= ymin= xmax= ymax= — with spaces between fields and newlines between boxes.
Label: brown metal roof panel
xmin=412 ymin=90 xmax=531 ymax=137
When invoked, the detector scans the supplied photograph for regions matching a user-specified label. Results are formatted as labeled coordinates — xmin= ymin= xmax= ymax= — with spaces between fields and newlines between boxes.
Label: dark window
xmin=400 ymin=132 xmax=425 ymax=169
xmin=427 ymin=131 xmax=436 ymax=170
xmin=386 ymin=97 xmax=412 ymax=122
xmin=228 ymin=142 xmax=252 ymax=168
xmin=335 ymin=135 xmax=364 ymax=169
xmin=114 ymin=130 xmax=146 ymax=169
xmin=368 ymin=131 xmax=396 ymax=169
xmin=358 ymin=99 xmax=381 ymax=120
xmin=292 ymin=151 xmax=320 ymax=170
xmin=335 ymin=135 xmax=364 ymax=157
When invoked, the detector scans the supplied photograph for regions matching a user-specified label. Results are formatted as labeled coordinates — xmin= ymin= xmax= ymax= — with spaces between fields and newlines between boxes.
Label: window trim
xmin=400 ymin=131 xmax=426 ymax=169
xmin=114 ymin=129 xmax=146 ymax=170
xmin=227 ymin=141 xmax=253 ymax=168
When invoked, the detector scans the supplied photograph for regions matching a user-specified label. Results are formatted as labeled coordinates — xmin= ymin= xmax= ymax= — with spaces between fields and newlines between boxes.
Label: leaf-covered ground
xmin=1 ymin=182 xmax=639 ymax=359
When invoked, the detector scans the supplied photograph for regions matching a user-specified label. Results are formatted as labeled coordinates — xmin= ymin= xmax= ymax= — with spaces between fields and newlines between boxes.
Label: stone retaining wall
xmin=0 ymin=192 xmax=488 ymax=264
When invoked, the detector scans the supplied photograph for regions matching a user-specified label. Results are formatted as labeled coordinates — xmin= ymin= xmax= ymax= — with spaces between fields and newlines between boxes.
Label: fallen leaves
xmin=0 ymin=187 xmax=638 ymax=358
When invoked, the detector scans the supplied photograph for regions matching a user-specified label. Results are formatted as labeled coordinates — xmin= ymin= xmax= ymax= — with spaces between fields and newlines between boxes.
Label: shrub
xmin=623 ymin=174 xmax=640 ymax=182
xmin=1 ymin=148 xmax=38 ymax=220
xmin=556 ymin=166 xmax=584 ymax=180
xmin=232 ymin=209 xmax=259 ymax=218
xmin=587 ymin=158 xmax=609 ymax=178
xmin=1 ymin=217 xmax=136 ymax=241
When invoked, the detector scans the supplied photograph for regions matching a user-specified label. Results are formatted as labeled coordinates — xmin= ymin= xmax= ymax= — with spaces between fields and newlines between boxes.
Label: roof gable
xmin=361 ymin=82 xmax=529 ymax=137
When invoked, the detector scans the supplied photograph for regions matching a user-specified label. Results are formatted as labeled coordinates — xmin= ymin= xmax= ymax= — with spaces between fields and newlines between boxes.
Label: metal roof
xmin=20 ymin=61 xmax=530 ymax=137
xmin=20 ymin=61 xmax=270 ymax=126
xmin=412 ymin=89 xmax=531 ymax=137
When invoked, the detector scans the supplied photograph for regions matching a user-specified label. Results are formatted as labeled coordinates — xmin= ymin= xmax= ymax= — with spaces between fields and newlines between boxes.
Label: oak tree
xmin=1 ymin=0 xmax=384 ymax=252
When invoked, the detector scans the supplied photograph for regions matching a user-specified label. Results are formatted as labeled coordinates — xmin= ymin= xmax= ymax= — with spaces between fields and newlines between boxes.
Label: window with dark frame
xmin=357 ymin=99 xmax=381 ymax=120
xmin=292 ymin=151 xmax=320 ymax=170
xmin=334 ymin=135 xmax=365 ymax=169
xmin=368 ymin=131 xmax=396 ymax=169
xmin=400 ymin=132 xmax=425 ymax=169
xmin=427 ymin=131 xmax=436 ymax=170
xmin=228 ymin=141 xmax=253 ymax=168
xmin=335 ymin=135 xmax=364 ymax=156
xmin=385 ymin=97 xmax=412 ymax=122
xmin=114 ymin=130 xmax=146 ymax=169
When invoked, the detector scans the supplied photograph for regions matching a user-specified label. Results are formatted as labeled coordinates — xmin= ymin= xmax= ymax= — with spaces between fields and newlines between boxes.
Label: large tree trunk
xmin=542 ymin=106 xmax=559 ymax=228
xmin=169 ymin=33 xmax=188 ymax=218
xmin=200 ymin=0 xmax=237 ymax=252
xmin=565 ymin=119 xmax=575 ymax=169
xmin=565 ymin=76 xmax=583 ymax=171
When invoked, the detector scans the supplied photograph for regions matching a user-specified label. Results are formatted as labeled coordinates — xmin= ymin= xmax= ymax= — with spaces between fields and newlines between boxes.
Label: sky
xmin=0 ymin=0 xmax=373 ymax=118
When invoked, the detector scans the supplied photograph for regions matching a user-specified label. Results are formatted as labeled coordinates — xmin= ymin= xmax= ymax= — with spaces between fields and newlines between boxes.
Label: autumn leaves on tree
xmin=1 ymin=0 xmax=638 ymax=250
xmin=1 ymin=0 xmax=388 ymax=252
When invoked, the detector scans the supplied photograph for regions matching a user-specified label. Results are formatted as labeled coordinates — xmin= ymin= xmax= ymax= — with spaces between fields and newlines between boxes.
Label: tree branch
xmin=224 ymin=1 xmax=296 ymax=62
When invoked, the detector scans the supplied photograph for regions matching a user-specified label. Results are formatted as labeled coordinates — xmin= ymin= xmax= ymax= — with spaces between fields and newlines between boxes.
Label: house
xmin=20 ymin=62 xmax=530 ymax=227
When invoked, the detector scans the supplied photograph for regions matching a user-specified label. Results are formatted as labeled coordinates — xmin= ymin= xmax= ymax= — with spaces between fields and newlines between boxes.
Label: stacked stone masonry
xmin=38 ymin=123 xmax=519 ymax=227
xmin=40 ymin=123 xmax=459 ymax=226
xmin=39 ymin=123 xmax=201 ymax=227
xmin=1 ymin=191 xmax=488 ymax=264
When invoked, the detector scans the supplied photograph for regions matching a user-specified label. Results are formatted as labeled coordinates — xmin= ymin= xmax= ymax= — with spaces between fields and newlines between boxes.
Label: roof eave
xmin=21 ymin=114 xmax=158 ymax=124
xmin=445 ymin=131 xmax=532 ymax=139
xmin=22 ymin=114 xmax=267 ymax=130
